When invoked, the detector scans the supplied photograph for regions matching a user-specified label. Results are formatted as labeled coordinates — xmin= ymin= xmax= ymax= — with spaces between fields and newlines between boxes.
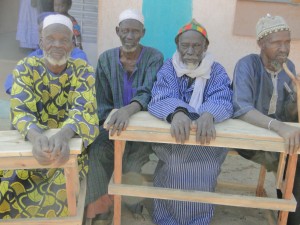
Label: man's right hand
xmin=171 ymin=111 xmax=192 ymax=144
xmin=106 ymin=108 xmax=131 ymax=136
xmin=27 ymin=129 xmax=52 ymax=165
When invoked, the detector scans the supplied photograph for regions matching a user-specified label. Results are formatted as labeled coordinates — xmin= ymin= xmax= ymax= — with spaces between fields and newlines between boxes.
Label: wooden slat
xmin=277 ymin=153 xmax=287 ymax=188
xmin=0 ymin=129 xmax=82 ymax=157
xmin=106 ymin=129 xmax=286 ymax=152
xmin=108 ymin=182 xmax=297 ymax=212
xmin=113 ymin=141 xmax=126 ymax=225
xmin=0 ymin=155 xmax=78 ymax=170
xmin=65 ymin=156 xmax=79 ymax=216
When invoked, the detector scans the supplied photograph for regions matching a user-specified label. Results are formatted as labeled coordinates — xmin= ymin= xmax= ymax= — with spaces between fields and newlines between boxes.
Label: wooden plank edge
xmin=108 ymin=183 xmax=296 ymax=212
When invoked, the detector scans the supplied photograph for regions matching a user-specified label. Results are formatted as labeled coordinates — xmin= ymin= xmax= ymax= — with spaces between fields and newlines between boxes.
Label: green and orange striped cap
xmin=175 ymin=19 xmax=209 ymax=44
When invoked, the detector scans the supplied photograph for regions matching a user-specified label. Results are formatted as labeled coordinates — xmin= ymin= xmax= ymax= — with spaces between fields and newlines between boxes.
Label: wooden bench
xmin=104 ymin=110 xmax=299 ymax=225
xmin=0 ymin=129 xmax=86 ymax=225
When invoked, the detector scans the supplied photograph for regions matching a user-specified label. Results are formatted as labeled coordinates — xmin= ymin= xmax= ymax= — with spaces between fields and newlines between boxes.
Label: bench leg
xmin=256 ymin=165 xmax=267 ymax=197
xmin=278 ymin=154 xmax=298 ymax=225
xmin=65 ymin=155 xmax=80 ymax=216
xmin=113 ymin=140 xmax=126 ymax=225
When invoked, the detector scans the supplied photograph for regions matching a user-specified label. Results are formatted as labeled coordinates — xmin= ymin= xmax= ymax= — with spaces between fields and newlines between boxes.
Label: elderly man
xmin=232 ymin=14 xmax=300 ymax=225
xmin=4 ymin=11 xmax=88 ymax=96
xmin=148 ymin=19 xmax=233 ymax=225
xmin=0 ymin=14 xmax=99 ymax=219
xmin=85 ymin=8 xmax=163 ymax=223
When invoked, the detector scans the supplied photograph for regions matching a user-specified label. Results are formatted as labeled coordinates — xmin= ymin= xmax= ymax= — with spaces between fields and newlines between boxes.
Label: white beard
xmin=185 ymin=63 xmax=198 ymax=70
xmin=44 ymin=51 xmax=70 ymax=66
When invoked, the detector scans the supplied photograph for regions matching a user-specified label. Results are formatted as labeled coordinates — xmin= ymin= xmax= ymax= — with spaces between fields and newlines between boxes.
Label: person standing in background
xmin=54 ymin=0 xmax=83 ymax=49
xmin=16 ymin=0 xmax=39 ymax=49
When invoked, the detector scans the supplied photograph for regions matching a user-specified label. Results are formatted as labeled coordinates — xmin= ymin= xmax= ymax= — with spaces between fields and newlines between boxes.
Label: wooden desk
xmin=105 ymin=110 xmax=299 ymax=225
xmin=0 ymin=129 xmax=86 ymax=225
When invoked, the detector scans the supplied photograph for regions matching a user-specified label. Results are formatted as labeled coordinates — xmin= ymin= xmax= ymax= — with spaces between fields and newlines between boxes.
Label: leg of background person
xmin=122 ymin=142 xmax=153 ymax=216
xmin=85 ymin=126 xmax=114 ymax=220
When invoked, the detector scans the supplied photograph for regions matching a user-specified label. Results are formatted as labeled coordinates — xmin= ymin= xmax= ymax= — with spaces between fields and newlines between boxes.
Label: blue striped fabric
xmin=148 ymin=58 xmax=233 ymax=224
xmin=152 ymin=144 xmax=228 ymax=225
xmin=148 ymin=59 xmax=233 ymax=123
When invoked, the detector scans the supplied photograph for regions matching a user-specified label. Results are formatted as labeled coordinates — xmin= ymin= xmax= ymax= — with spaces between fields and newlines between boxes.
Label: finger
xmin=196 ymin=123 xmax=201 ymax=143
xmin=48 ymin=137 xmax=55 ymax=153
xmin=179 ymin=125 xmax=185 ymax=144
xmin=211 ymin=126 xmax=216 ymax=140
xmin=174 ymin=125 xmax=181 ymax=143
xmin=55 ymin=144 xmax=70 ymax=166
xmin=110 ymin=124 xmax=118 ymax=136
xmin=40 ymin=137 xmax=50 ymax=153
xmin=288 ymin=138 xmax=296 ymax=154
xmin=50 ymin=143 xmax=61 ymax=160
xmin=184 ymin=122 xmax=190 ymax=141
xmin=107 ymin=115 xmax=117 ymax=130
xmin=124 ymin=120 xmax=129 ymax=130
xmin=205 ymin=131 xmax=212 ymax=144
xmin=200 ymin=125 xmax=206 ymax=145
xmin=190 ymin=121 xmax=196 ymax=132
xmin=295 ymin=136 xmax=300 ymax=154
xmin=285 ymin=139 xmax=290 ymax=155
xmin=117 ymin=123 xmax=125 ymax=136
xmin=170 ymin=125 xmax=175 ymax=138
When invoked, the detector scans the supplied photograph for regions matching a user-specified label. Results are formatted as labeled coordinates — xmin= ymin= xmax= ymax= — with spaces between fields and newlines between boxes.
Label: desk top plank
xmin=0 ymin=129 xmax=82 ymax=157
xmin=104 ymin=110 xmax=300 ymax=153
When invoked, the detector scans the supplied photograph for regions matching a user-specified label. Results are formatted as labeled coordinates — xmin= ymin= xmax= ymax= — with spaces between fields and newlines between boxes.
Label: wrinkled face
xmin=177 ymin=30 xmax=207 ymax=68
xmin=259 ymin=30 xmax=291 ymax=71
xmin=54 ymin=0 xmax=70 ymax=14
xmin=116 ymin=19 xmax=145 ymax=52
xmin=41 ymin=24 xmax=73 ymax=66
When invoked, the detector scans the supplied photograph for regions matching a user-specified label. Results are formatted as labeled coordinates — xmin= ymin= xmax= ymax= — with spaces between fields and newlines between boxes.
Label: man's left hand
xmin=192 ymin=112 xmax=216 ymax=144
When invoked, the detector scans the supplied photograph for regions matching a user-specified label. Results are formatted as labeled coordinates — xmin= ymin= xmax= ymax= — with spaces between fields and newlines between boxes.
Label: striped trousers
xmin=152 ymin=143 xmax=228 ymax=225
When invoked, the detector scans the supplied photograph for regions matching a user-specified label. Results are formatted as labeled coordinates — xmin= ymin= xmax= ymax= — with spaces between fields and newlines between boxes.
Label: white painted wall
xmin=97 ymin=0 xmax=300 ymax=78
xmin=97 ymin=0 xmax=142 ymax=56
xmin=193 ymin=0 xmax=300 ymax=78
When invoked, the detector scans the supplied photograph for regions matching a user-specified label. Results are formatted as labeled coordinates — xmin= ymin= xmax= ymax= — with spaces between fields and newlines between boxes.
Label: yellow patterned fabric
xmin=0 ymin=56 xmax=99 ymax=219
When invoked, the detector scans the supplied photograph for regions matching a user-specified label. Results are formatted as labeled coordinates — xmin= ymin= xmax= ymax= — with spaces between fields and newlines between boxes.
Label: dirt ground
xmin=115 ymin=154 xmax=278 ymax=225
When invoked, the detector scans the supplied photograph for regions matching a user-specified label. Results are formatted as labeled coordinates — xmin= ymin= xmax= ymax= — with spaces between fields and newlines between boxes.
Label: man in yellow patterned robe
xmin=0 ymin=14 xmax=99 ymax=219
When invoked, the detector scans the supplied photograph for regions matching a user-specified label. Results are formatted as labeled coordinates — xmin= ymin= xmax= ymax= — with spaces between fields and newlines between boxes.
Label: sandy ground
xmin=111 ymin=153 xmax=278 ymax=225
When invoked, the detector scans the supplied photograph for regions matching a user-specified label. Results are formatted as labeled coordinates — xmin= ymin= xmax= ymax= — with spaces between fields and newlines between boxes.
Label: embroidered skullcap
xmin=43 ymin=14 xmax=73 ymax=32
xmin=37 ymin=12 xmax=58 ymax=25
xmin=256 ymin=14 xmax=290 ymax=40
xmin=118 ymin=9 xmax=144 ymax=25
xmin=175 ymin=19 xmax=209 ymax=44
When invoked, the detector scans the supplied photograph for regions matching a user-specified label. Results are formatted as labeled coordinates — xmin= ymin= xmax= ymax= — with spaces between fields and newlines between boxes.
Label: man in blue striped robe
xmin=148 ymin=19 xmax=233 ymax=225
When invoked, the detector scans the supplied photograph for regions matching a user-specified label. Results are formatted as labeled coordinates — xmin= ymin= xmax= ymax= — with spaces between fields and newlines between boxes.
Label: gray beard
xmin=122 ymin=45 xmax=138 ymax=53
xmin=43 ymin=51 xmax=70 ymax=66
xmin=185 ymin=63 xmax=198 ymax=70
xmin=270 ymin=60 xmax=283 ymax=73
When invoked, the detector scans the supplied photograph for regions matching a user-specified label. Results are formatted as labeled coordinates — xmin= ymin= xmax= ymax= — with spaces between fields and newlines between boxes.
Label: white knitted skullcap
xmin=256 ymin=14 xmax=290 ymax=40
xmin=43 ymin=14 xmax=73 ymax=32
xmin=118 ymin=9 xmax=144 ymax=25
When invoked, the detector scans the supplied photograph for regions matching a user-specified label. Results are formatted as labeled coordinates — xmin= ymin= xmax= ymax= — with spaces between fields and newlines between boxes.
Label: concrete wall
xmin=97 ymin=0 xmax=142 ymax=55
xmin=97 ymin=0 xmax=300 ymax=78
xmin=193 ymin=0 xmax=300 ymax=78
